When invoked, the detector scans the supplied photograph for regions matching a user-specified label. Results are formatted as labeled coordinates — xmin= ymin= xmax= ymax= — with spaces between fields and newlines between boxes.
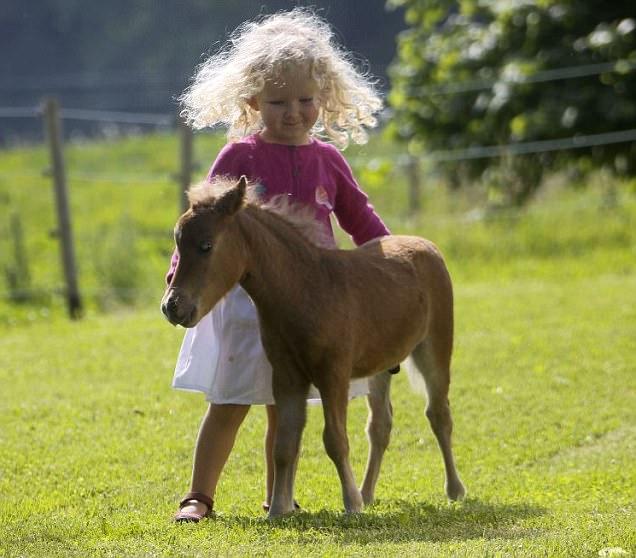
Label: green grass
xmin=0 ymin=132 xmax=226 ymax=320
xmin=1 ymin=131 xmax=634 ymax=317
xmin=0 ymin=133 xmax=635 ymax=556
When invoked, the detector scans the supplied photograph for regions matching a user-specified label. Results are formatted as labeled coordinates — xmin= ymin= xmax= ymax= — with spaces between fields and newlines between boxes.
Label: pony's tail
xmin=404 ymin=352 xmax=428 ymax=397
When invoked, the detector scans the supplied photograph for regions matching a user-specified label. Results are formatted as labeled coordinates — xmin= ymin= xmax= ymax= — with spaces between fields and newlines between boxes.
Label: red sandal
xmin=174 ymin=492 xmax=214 ymax=523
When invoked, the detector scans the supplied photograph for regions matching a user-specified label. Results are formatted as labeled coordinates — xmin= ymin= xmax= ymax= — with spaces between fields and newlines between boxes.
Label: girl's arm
xmin=331 ymin=151 xmax=390 ymax=246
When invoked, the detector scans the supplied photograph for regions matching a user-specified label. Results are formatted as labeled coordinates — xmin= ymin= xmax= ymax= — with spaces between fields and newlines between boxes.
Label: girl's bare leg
xmin=179 ymin=403 xmax=250 ymax=516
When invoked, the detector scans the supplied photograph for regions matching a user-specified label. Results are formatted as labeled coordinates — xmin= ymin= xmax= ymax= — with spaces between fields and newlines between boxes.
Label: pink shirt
xmin=166 ymin=134 xmax=389 ymax=284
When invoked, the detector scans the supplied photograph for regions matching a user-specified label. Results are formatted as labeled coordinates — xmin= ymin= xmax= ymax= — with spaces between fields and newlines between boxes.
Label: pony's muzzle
xmin=161 ymin=289 xmax=197 ymax=327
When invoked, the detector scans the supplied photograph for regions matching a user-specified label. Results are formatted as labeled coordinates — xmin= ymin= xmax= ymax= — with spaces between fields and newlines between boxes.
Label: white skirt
xmin=172 ymin=285 xmax=369 ymax=405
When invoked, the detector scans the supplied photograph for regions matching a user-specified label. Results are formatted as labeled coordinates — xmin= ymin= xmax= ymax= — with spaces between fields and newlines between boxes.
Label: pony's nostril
xmin=161 ymin=294 xmax=180 ymax=320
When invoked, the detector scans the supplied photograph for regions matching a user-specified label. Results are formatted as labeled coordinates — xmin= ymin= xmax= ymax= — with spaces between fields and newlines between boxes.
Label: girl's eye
xmin=268 ymin=101 xmax=284 ymax=106
xmin=198 ymin=241 xmax=213 ymax=253
xmin=300 ymin=98 xmax=314 ymax=103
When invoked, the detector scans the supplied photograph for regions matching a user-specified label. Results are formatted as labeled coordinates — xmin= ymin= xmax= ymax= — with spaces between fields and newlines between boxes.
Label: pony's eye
xmin=198 ymin=241 xmax=213 ymax=254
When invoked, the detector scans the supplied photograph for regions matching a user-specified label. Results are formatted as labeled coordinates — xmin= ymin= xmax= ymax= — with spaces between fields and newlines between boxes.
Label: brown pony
xmin=161 ymin=176 xmax=466 ymax=517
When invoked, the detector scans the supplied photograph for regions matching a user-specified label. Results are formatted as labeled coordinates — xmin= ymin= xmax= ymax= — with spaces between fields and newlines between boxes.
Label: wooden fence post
xmin=42 ymin=97 xmax=83 ymax=319
xmin=179 ymin=117 xmax=194 ymax=214
xmin=407 ymin=155 xmax=421 ymax=215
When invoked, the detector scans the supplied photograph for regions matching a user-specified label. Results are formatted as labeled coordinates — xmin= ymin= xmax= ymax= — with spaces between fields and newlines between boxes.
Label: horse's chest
xmin=260 ymin=314 xmax=335 ymax=368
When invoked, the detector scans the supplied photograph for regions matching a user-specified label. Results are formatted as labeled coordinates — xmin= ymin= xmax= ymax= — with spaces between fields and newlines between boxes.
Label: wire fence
xmin=2 ymin=56 xmax=636 ymax=155
xmin=0 ymin=100 xmax=189 ymax=316
xmin=415 ymin=60 xmax=636 ymax=96
xmin=0 ymin=105 xmax=174 ymax=125
xmin=3 ymin=104 xmax=636 ymax=164
xmin=1 ymin=56 xmax=636 ymax=315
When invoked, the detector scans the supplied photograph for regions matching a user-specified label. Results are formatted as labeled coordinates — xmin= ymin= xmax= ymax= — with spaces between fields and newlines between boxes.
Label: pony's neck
xmin=236 ymin=205 xmax=324 ymax=314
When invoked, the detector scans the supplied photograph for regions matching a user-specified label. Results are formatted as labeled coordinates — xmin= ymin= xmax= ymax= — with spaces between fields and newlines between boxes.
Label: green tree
xmin=388 ymin=0 xmax=636 ymax=205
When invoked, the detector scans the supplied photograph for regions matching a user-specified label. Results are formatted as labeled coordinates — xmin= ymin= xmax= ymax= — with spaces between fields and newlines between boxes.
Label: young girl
xmin=167 ymin=9 xmax=391 ymax=522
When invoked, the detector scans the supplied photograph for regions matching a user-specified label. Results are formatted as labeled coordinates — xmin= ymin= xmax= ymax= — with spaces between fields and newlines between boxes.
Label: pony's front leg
xmin=319 ymin=375 xmax=363 ymax=513
xmin=269 ymin=384 xmax=308 ymax=518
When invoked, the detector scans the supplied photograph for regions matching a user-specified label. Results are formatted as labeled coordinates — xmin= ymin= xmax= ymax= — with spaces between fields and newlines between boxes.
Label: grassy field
xmin=0 ymin=134 xmax=635 ymax=557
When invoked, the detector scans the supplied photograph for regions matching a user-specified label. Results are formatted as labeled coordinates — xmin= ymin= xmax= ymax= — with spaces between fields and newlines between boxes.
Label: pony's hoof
xmin=446 ymin=480 xmax=466 ymax=501
xmin=344 ymin=498 xmax=364 ymax=513
xmin=345 ymin=488 xmax=364 ymax=511
xmin=361 ymin=492 xmax=375 ymax=507
xmin=267 ymin=503 xmax=299 ymax=519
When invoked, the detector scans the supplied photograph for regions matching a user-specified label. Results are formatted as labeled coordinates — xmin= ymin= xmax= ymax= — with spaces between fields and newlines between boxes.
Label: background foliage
xmin=388 ymin=0 xmax=636 ymax=204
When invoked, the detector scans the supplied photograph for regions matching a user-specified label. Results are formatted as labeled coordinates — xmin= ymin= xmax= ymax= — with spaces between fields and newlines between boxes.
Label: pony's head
xmin=161 ymin=176 xmax=248 ymax=327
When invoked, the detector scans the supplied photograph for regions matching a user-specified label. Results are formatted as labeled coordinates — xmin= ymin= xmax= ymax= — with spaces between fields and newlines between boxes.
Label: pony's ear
xmin=216 ymin=176 xmax=247 ymax=216
xmin=237 ymin=175 xmax=247 ymax=197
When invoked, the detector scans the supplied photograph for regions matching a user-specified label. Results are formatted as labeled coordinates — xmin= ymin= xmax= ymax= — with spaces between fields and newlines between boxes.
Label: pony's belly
xmin=351 ymin=320 xmax=428 ymax=378
xmin=351 ymin=349 xmax=411 ymax=379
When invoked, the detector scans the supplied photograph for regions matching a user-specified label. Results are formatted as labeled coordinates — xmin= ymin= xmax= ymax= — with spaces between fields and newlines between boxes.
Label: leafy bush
xmin=388 ymin=0 xmax=636 ymax=204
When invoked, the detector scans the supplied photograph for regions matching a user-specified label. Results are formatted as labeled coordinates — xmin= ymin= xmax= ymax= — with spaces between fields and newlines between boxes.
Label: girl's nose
xmin=285 ymin=101 xmax=300 ymax=117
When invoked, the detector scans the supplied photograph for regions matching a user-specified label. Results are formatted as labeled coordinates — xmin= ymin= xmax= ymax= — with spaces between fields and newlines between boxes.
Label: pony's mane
xmin=187 ymin=178 xmax=335 ymax=248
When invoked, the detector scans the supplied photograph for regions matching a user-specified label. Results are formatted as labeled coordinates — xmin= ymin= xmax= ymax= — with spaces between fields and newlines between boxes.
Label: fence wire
xmin=1 ymin=78 xmax=635 ymax=310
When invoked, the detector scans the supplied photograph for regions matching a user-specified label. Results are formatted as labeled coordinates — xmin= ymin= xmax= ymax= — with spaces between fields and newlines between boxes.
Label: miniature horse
xmin=161 ymin=176 xmax=466 ymax=517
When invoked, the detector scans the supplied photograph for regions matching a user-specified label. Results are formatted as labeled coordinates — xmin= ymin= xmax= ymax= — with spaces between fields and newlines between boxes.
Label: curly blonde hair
xmin=179 ymin=9 xmax=383 ymax=148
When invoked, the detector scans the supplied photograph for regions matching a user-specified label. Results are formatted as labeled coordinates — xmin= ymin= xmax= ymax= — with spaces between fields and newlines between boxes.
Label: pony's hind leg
xmin=410 ymin=339 xmax=466 ymax=501
xmin=360 ymin=371 xmax=393 ymax=506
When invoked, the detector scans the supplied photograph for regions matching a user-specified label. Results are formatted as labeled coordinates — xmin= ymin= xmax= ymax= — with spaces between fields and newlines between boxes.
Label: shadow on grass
xmin=213 ymin=498 xmax=547 ymax=545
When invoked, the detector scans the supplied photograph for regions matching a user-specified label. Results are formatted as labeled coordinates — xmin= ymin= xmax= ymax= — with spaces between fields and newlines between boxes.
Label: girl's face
xmin=249 ymin=69 xmax=320 ymax=145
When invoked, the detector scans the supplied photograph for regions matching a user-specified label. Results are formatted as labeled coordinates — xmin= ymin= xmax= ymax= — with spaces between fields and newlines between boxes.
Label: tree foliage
xmin=388 ymin=0 xmax=636 ymax=204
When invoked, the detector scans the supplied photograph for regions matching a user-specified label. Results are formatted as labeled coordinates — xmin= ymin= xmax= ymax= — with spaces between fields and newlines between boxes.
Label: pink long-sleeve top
xmin=166 ymin=133 xmax=389 ymax=284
